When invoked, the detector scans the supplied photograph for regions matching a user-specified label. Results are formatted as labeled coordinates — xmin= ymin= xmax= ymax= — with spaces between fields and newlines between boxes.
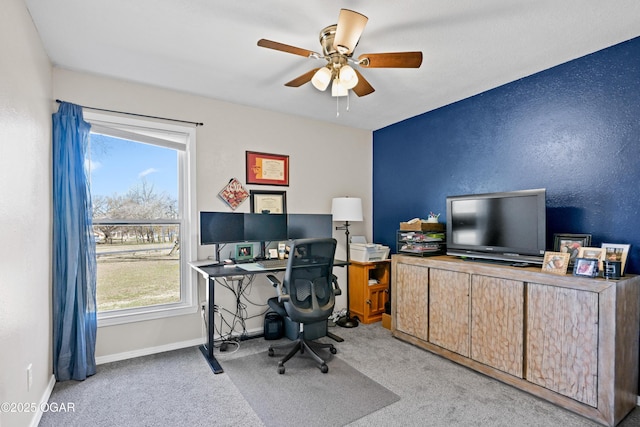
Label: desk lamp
xmin=331 ymin=197 xmax=363 ymax=328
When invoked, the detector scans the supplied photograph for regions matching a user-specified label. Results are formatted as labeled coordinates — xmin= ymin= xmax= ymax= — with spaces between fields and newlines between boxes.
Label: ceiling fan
xmin=257 ymin=9 xmax=423 ymax=98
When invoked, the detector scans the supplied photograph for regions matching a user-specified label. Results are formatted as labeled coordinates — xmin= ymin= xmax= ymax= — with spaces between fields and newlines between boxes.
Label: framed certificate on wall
xmin=246 ymin=151 xmax=289 ymax=186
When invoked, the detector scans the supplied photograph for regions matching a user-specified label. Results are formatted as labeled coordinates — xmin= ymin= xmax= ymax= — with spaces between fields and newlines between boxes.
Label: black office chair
xmin=266 ymin=238 xmax=341 ymax=374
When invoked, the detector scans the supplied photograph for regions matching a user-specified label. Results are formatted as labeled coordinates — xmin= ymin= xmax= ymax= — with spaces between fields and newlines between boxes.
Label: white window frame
xmin=84 ymin=111 xmax=198 ymax=327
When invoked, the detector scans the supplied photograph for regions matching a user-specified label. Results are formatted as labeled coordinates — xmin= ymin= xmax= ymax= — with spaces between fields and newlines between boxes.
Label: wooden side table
xmin=349 ymin=260 xmax=391 ymax=324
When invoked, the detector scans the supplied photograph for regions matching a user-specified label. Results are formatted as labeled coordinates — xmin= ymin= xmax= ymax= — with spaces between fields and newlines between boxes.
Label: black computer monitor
xmin=243 ymin=213 xmax=288 ymax=242
xmin=287 ymin=214 xmax=333 ymax=239
xmin=199 ymin=212 xmax=244 ymax=245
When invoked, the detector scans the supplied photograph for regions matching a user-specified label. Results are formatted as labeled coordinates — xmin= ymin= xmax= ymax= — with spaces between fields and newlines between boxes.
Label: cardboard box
xmin=350 ymin=243 xmax=390 ymax=262
xmin=381 ymin=313 xmax=391 ymax=330
xmin=399 ymin=221 xmax=445 ymax=232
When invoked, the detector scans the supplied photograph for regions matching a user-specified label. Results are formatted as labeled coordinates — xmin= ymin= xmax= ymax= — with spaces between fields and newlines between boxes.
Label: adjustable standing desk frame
xmin=189 ymin=260 xmax=347 ymax=374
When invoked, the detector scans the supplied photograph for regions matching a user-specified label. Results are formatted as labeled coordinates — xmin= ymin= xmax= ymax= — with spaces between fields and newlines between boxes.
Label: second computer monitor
xmin=243 ymin=213 xmax=288 ymax=242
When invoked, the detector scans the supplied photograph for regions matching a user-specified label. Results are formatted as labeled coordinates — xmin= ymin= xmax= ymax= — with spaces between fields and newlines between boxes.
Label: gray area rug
xmin=223 ymin=350 xmax=400 ymax=427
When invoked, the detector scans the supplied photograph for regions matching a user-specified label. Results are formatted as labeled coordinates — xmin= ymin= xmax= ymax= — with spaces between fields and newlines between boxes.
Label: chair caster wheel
xmin=268 ymin=348 xmax=275 ymax=357
xmin=330 ymin=346 xmax=337 ymax=354
xmin=320 ymin=364 xmax=328 ymax=373
xmin=278 ymin=364 xmax=285 ymax=374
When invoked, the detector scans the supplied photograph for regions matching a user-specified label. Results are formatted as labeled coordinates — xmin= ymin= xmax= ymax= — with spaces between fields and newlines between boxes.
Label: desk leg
xmin=201 ymin=276 xmax=224 ymax=374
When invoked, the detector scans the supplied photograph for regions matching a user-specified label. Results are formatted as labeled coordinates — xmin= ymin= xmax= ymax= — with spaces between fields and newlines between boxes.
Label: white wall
xmin=0 ymin=1 xmax=54 ymax=426
xmin=53 ymin=68 xmax=372 ymax=360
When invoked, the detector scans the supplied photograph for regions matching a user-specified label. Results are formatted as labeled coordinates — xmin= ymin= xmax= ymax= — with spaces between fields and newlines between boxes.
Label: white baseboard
xmin=95 ymin=337 xmax=205 ymax=365
xmin=94 ymin=326 xmax=265 ymax=365
xmin=29 ymin=374 xmax=56 ymax=427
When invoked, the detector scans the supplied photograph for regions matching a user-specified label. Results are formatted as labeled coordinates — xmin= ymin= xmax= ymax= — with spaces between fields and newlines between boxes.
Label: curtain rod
xmin=55 ymin=99 xmax=204 ymax=127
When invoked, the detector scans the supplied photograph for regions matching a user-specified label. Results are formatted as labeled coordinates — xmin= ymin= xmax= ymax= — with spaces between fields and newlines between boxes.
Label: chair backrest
xmin=282 ymin=238 xmax=337 ymax=324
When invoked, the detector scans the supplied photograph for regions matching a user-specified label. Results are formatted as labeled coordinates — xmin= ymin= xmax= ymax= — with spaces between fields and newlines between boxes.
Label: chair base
xmin=268 ymin=335 xmax=337 ymax=374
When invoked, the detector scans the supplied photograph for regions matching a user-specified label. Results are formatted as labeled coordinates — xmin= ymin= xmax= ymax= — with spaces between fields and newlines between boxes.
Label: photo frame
xmin=600 ymin=243 xmax=630 ymax=274
xmin=235 ymin=243 xmax=253 ymax=261
xmin=250 ymin=190 xmax=287 ymax=214
xmin=553 ymin=233 xmax=592 ymax=267
xmin=577 ymin=247 xmax=605 ymax=271
xmin=246 ymin=151 xmax=289 ymax=186
xmin=541 ymin=251 xmax=571 ymax=275
xmin=572 ymin=257 xmax=599 ymax=278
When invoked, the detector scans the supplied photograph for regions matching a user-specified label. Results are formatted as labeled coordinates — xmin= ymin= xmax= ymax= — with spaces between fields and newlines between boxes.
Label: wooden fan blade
xmin=257 ymin=39 xmax=317 ymax=58
xmin=284 ymin=68 xmax=320 ymax=87
xmin=352 ymin=69 xmax=375 ymax=97
xmin=358 ymin=52 xmax=423 ymax=68
xmin=333 ymin=9 xmax=368 ymax=55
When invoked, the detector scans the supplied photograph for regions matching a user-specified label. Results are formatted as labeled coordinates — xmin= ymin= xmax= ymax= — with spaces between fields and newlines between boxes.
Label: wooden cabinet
xmin=391 ymin=254 xmax=640 ymax=427
xmin=394 ymin=262 xmax=429 ymax=340
xmin=526 ymin=283 xmax=599 ymax=406
xmin=349 ymin=260 xmax=390 ymax=324
xmin=429 ymin=268 xmax=470 ymax=357
xmin=471 ymin=275 xmax=524 ymax=378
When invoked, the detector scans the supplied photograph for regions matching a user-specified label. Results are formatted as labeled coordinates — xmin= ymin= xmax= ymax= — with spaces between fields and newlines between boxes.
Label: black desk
xmin=189 ymin=260 xmax=347 ymax=374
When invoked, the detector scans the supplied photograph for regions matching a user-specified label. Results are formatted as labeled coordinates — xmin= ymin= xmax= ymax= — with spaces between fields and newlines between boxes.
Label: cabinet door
xmin=526 ymin=284 xmax=598 ymax=407
xmin=429 ymin=268 xmax=470 ymax=357
xmin=395 ymin=263 xmax=429 ymax=341
xmin=471 ymin=275 xmax=524 ymax=377
xmin=367 ymin=285 xmax=388 ymax=319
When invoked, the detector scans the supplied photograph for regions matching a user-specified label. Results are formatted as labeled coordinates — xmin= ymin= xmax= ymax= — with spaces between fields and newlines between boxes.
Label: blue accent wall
xmin=373 ymin=36 xmax=640 ymax=273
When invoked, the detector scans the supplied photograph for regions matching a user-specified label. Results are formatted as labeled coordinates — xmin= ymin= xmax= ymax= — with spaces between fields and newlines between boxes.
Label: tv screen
xmin=446 ymin=188 xmax=546 ymax=264
xmin=199 ymin=212 xmax=244 ymax=245
xmin=243 ymin=213 xmax=288 ymax=242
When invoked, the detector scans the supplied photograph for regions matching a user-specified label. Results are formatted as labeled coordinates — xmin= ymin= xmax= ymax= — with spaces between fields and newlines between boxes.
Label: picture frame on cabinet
xmin=553 ymin=233 xmax=592 ymax=268
xmin=572 ymin=257 xmax=599 ymax=278
xmin=577 ymin=247 xmax=605 ymax=271
xmin=542 ymin=251 xmax=571 ymax=275
xmin=600 ymin=243 xmax=630 ymax=274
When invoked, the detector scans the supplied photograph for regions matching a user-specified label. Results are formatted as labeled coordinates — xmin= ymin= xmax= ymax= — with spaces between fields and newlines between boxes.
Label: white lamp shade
xmin=331 ymin=197 xmax=363 ymax=222
xmin=331 ymin=78 xmax=348 ymax=97
xmin=339 ymin=65 xmax=358 ymax=89
xmin=311 ymin=67 xmax=332 ymax=91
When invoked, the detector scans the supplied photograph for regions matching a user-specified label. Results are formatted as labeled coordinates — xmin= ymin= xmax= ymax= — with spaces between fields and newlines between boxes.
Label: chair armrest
xmin=267 ymin=274 xmax=289 ymax=302
xmin=331 ymin=274 xmax=342 ymax=296
xmin=266 ymin=274 xmax=280 ymax=287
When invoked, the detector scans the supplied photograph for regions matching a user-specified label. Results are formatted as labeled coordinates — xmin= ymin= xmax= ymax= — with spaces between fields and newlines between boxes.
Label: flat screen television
xmin=446 ymin=188 xmax=546 ymax=265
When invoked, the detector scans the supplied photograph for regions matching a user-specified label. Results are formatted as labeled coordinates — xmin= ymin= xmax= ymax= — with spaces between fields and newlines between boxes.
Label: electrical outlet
xmin=27 ymin=364 xmax=33 ymax=391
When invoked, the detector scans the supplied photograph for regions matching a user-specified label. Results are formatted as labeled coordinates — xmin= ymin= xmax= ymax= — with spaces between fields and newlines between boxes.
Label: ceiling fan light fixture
xmin=333 ymin=9 xmax=368 ymax=55
xmin=311 ymin=67 xmax=332 ymax=91
xmin=339 ymin=65 xmax=358 ymax=89
xmin=331 ymin=78 xmax=348 ymax=97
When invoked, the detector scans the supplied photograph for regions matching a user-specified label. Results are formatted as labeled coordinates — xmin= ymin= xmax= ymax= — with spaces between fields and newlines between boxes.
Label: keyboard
xmin=257 ymin=259 xmax=288 ymax=269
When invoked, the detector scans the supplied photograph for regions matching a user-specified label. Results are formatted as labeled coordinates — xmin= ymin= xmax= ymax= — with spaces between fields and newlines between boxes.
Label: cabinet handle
xmin=366 ymin=299 xmax=372 ymax=305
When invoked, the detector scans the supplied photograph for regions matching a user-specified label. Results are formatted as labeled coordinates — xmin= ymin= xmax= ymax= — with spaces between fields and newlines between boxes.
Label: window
xmin=85 ymin=111 xmax=197 ymax=326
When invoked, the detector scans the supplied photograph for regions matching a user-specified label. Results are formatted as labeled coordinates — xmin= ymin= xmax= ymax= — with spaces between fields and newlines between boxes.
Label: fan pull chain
xmin=336 ymin=95 xmax=340 ymax=117
xmin=346 ymin=90 xmax=350 ymax=112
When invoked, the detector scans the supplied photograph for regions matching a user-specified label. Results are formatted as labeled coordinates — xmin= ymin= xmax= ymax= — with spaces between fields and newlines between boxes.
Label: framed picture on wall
xmin=553 ymin=233 xmax=592 ymax=267
xmin=246 ymin=151 xmax=289 ymax=186
xmin=250 ymin=190 xmax=287 ymax=214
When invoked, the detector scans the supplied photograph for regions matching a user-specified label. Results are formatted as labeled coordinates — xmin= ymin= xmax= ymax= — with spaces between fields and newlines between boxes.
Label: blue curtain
xmin=52 ymin=102 xmax=97 ymax=381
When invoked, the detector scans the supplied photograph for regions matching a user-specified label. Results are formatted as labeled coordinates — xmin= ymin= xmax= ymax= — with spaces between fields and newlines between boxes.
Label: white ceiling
xmin=25 ymin=0 xmax=640 ymax=131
